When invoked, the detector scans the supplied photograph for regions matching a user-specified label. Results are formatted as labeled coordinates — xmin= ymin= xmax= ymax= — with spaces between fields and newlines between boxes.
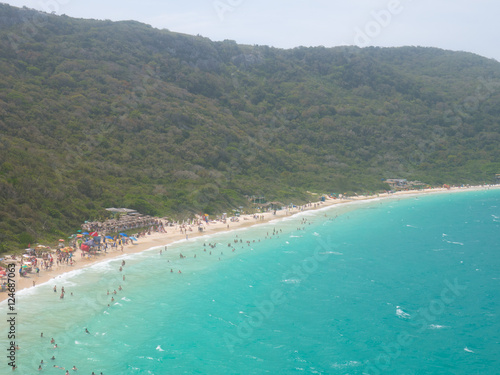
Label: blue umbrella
xmin=105 ymin=236 xmax=114 ymax=240
xmin=82 ymin=232 xmax=89 ymax=235
xmin=119 ymin=233 xmax=128 ymax=237
xmin=129 ymin=236 xmax=138 ymax=241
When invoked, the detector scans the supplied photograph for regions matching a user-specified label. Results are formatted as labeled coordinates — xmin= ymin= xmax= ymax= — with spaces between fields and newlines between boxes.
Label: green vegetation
xmin=1 ymin=4 xmax=500 ymax=251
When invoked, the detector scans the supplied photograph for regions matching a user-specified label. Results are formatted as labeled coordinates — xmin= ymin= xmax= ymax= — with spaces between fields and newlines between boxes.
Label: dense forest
xmin=1 ymin=3 xmax=500 ymax=251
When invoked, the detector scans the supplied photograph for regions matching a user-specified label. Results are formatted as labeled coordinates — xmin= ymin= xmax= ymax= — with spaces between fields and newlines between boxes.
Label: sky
xmin=3 ymin=0 xmax=500 ymax=61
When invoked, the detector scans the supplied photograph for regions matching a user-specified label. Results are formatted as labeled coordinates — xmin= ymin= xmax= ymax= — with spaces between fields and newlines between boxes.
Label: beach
xmin=1 ymin=184 xmax=497 ymax=303
xmin=2 ymin=184 xmax=500 ymax=374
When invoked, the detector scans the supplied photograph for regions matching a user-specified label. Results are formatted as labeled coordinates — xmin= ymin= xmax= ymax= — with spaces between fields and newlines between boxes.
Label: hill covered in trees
xmin=1 ymin=3 xmax=500 ymax=251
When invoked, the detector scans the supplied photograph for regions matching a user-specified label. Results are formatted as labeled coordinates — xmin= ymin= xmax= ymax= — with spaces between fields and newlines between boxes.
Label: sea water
xmin=1 ymin=189 xmax=500 ymax=374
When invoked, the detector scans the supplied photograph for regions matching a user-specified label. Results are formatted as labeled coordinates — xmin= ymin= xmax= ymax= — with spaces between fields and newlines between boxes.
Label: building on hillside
xmin=385 ymin=179 xmax=408 ymax=189
xmin=385 ymin=179 xmax=427 ymax=190
xmin=105 ymin=208 xmax=138 ymax=215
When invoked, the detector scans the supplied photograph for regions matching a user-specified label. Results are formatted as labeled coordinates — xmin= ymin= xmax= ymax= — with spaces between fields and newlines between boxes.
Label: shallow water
xmin=2 ymin=189 xmax=500 ymax=374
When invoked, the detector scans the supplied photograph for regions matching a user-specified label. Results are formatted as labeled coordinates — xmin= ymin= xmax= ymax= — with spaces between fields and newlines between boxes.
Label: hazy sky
xmin=4 ymin=0 xmax=500 ymax=61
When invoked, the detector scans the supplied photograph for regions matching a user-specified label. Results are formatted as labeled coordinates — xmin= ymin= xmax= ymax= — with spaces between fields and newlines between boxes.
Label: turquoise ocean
xmin=2 ymin=189 xmax=500 ymax=374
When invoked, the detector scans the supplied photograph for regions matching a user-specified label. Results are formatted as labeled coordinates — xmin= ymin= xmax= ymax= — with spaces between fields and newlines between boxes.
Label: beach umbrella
xmin=82 ymin=232 xmax=89 ymax=235
xmin=58 ymin=239 xmax=64 ymax=242
xmin=129 ymin=236 xmax=138 ymax=241
xmin=105 ymin=236 xmax=114 ymax=240
xmin=119 ymin=233 xmax=128 ymax=237
xmin=76 ymin=234 xmax=83 ymax=238
xmin=90 ymin=231 xmax=99 ymax=237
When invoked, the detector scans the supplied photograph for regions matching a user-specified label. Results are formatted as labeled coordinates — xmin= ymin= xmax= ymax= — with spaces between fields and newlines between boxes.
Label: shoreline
xmin=2 ymin=184 xmax=499 ymax=303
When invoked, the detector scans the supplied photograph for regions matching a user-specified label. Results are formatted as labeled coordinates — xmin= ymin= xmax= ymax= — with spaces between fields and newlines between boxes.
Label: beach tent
xmin=83 ymin=239 xmax=95 ymax=247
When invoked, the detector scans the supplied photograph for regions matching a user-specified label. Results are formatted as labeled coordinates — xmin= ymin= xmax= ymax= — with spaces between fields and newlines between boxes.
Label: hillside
xmin=1 ymin=3 xmax=500 ymax=251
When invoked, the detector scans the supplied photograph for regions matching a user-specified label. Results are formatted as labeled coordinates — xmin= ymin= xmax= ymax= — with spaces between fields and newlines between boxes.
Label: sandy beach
xmin=1 ymin=184 xmax=498 ymax=303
